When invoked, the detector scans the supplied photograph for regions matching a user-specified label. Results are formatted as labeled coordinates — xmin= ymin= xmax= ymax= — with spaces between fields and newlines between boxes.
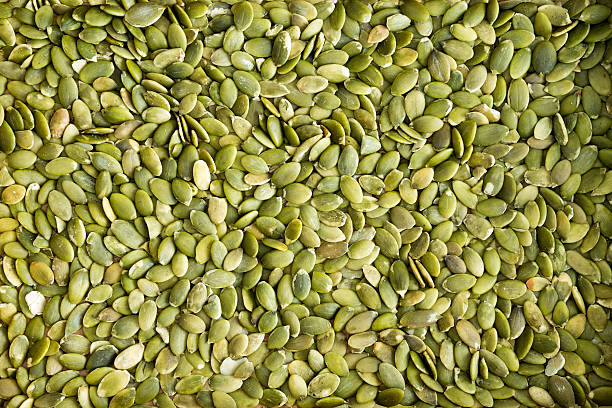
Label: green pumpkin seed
xmin=0 ymin=3 xmax=609 ymax=408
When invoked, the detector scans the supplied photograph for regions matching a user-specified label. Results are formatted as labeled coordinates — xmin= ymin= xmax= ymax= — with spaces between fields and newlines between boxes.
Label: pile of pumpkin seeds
xmin=0 ymin=0 xmax=611 ymax=407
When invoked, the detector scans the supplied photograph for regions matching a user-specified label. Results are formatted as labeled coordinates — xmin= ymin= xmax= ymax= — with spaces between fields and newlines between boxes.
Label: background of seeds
xmin=0 ymin=0 xmax=611 ymax=407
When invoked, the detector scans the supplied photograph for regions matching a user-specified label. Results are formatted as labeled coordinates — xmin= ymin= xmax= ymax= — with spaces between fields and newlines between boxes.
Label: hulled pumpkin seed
xmin=0 ymin=1 xmax=609 ymax=408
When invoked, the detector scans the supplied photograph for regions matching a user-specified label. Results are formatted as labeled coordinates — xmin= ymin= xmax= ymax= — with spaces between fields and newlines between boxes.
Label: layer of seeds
xmin=0 ymin=0 xmax=611 ymax=408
